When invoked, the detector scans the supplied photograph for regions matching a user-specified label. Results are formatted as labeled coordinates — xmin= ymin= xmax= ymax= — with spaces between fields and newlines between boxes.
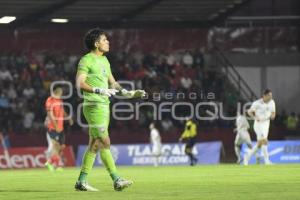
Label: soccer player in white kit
xmin=149 ymin=123 xmax=162 ymax=167
xmin=234 ymin=111 xmax=252 ymax=164
xmin=244 ymin=89 xmax=276 ymax=165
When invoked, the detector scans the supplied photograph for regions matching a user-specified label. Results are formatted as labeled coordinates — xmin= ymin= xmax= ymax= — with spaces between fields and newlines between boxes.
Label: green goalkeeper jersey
xmin=77 ymin=52 xmax=112 ymax=104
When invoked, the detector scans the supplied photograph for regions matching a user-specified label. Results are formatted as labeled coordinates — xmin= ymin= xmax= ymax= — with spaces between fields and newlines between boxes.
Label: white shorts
xmin=235 ymin=131 xmax=251 ymax=146
xmin=254 ymin=122 xmax=269 ymax=140
xmin=152 ymin=144 xmax=162 ymax=156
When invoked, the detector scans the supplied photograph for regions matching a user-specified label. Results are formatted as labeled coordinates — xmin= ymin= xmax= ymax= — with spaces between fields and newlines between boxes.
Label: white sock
xmin=261 ymin=145 xmax=270 ymax=164
xmin=234 ymin=145 xmax=241 ymax=161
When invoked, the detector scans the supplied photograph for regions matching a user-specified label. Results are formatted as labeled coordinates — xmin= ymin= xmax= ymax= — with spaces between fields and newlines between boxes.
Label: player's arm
xmin=270 ymin=111 xmax=276 ymax=120
xmin=247 ymin=109 xmax=256 ymax=119
xmin=247 ymin=102 xmax=260 ymax=121
xmin=44 ymin=116 xmax=49 ymax=127
xmin=179 ymin=131 xmax=188 ymax=141
xmin=76 ymin=73 xmax=93 ymax=93
xmin=76 ymin=72 xmax=117 ymax=97
xmin=47 ymin=109 xmax=60 ymax=132
xmin=108 ymin=74 xmax=146 ymax=98
xmin=179 ymin=124 xmax=190 ymax=141
xmin=270 ymin=101 xmax=276 ymax=120
xmin=64 ymin=110 xmax=74 ymax=125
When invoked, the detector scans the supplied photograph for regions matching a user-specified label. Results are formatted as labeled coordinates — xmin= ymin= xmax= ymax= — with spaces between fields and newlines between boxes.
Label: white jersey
xmin=236 ymin=115 xmax=250 ymax=133
xmin=150 ymin=128 xmax=161 ymax=146
xmin=249 ymin=98 xmax=276 ymax=139
xmin=249 ymin=99 xmax=275 ymax=125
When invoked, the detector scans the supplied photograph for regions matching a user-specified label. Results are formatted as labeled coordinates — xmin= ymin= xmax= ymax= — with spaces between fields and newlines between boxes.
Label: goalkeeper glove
xmin=121 ymin=89 xmax=146 ymax=98
xmin=93 ymin=88 xmax=118 ymax=97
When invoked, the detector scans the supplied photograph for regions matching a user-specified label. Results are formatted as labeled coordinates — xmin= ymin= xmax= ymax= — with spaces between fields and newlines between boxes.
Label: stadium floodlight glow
xmin=0 ymin=16 xmax=16 ymax=24
xmin=51 ymin=18 xmax=69 ymax=23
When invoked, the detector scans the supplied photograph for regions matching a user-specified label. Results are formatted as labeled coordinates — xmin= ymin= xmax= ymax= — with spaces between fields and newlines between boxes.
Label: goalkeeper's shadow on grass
xmin=0 ymin=189 xmax=59 ymax=193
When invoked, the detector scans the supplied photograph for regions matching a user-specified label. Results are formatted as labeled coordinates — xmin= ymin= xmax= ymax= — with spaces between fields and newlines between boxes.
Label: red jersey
xmin=45 ymin=96 xmax=64 ymax=131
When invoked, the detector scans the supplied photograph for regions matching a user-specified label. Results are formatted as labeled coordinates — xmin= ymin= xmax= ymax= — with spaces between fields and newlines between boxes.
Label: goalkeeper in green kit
xmin=75 ymin=28 xmax=146 ymax=192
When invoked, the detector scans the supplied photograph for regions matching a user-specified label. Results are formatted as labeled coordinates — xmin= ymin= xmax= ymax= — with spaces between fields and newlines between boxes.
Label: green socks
xmin=78 ymin=150 xmax=96 ymax=182
xmin=78 ymin=149 xmax=119 ymax=183
xmin=100 ymin=149 xmax=119 ymax=182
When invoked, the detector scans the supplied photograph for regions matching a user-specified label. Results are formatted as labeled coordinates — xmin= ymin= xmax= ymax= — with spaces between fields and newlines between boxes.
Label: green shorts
xmin=83 ymin=102 xmax=110 ymax=139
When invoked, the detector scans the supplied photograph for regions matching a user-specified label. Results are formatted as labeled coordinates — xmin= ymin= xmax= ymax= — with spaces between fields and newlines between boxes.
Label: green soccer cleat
xmin=44 ymin=162 xmax=54 ymax=171
xmin=75 ymin=181 xmax=99 ymax=192
xmin=113 ymin=178 xmax=133 ymax=191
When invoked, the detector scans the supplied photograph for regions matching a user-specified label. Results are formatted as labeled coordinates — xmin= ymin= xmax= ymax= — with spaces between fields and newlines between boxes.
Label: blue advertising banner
xmin=241 ymin=140 xmax=300 ymax=164
xmin=76 ymin=142 xmax=222 ymax=166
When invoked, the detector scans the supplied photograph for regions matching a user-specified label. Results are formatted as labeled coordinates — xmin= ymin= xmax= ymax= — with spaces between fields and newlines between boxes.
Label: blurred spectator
xmin=166 ymin=52 xmax=176 ymax=66
xmin=161 ymin=118 xmax=173 ymax=132
xmin=0 ymin=67 xmax=13 ymax=81
xmin=286 ymin=112 xmax=299 ymax=131
xmin=182 ymin=51 xmax=193 ymax=67
xmin=180 ymin=76 xmax=192 ymax=90
xmin=23 ymin=109 xmax=35 ymax=130
xmin=275 ymin=110 xmax=288 ymax=127
xmin=23 ymin=84 xmax=35 ymax=99
xmin=7 ymin=84 xmax=17 ymax=100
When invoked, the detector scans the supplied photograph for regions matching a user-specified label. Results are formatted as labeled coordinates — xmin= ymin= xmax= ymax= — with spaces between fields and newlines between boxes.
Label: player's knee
xmin=257 ymin=140 xmax=262 ymax=147
xmin=99 ymin=136 xmax=110 ymax=149
xmin=52 ymin=141 xmax=60 ymax=151
xmin=89 ymin=138 xmax=101 ymax=153
xmin=263 ymin=139 xmax=268 ymax=145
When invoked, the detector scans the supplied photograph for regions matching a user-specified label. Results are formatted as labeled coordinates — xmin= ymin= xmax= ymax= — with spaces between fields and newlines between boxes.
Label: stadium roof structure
xmin=1 ymin=0 xmax=299 ymax=28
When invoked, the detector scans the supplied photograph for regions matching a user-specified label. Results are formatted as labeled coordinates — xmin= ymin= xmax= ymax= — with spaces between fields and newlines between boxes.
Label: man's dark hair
xmin=263 ymin=89 xmax=272 ymax=96
xmin=84 ymin=28 xmax=105 ymax=51
xmin=53 ymin=84 xmax=63 ymax=92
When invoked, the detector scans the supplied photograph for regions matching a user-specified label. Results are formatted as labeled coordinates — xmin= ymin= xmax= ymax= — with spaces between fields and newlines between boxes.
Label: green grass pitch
xmin=1 ymin=164 xmax=300 ymax=200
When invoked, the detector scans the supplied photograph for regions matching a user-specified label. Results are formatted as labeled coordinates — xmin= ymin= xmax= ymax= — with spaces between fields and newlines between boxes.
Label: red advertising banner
xmin=0 ymin=146 xmax=75 ymax=169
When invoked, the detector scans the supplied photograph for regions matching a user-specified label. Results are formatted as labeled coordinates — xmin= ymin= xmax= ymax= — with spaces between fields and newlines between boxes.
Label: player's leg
xmin=234 ymin=134 xmax=242 ymax=163
xmin=185 ymin=147 xmax=192 ymax=165
xmin=45 ymin=139 xmax=60 ymax=170
xmin=244 ymin=132 xmax=260 ymax=164
xmin=98 ymin=130 xmax=133 ymax=191
xmin=52 ymin=140 xmax=62 ymax=167
xmin=56 ymin=134 xmax=66 ymax=171
xmin=261 ymin=138 xmax=271 ymax=164
xmin=244 ymin=138 xmax=263 ymax=165
xmin=152 ymin=144 xmax=160 ymax=167
xmin=184 ymin=140 xmax=197 ymax=166
xmin=75 ymin=104 xmax=102 ymax=191
xmin=45 ymin=132 xmax=53 ymax=159
xmin=244 ymin=124 xmax=263 ymax=165
xmin=99 ymin=135 xmax=118 ymax=180
xmin=189 ymin=138 xmax=198 ymax=164
xmin=45 ymin=131 xmax=60 ymax=171
xmin=75 ymin=136 xmax=100 ymax=191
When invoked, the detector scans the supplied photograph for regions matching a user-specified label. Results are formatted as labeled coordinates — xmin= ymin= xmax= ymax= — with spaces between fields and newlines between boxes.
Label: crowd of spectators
xmin=0 ymin=49 xmax=298 ymax=135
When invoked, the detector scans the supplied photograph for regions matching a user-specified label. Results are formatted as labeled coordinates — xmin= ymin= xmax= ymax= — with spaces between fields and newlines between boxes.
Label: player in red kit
xmin=44 ymin=85 xmax=73 ymax=171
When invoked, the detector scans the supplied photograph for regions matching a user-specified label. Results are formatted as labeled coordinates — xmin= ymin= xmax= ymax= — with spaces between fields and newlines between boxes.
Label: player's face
xmin=263 ymin=92 xmax=272 ymax=103
xmin=55 ymin=88 xmax=63 ymax=98
xmin=149 ymin=123 xmax=154 ymax=129
xmin=95 ymin=34 xmax=109 ymax=53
